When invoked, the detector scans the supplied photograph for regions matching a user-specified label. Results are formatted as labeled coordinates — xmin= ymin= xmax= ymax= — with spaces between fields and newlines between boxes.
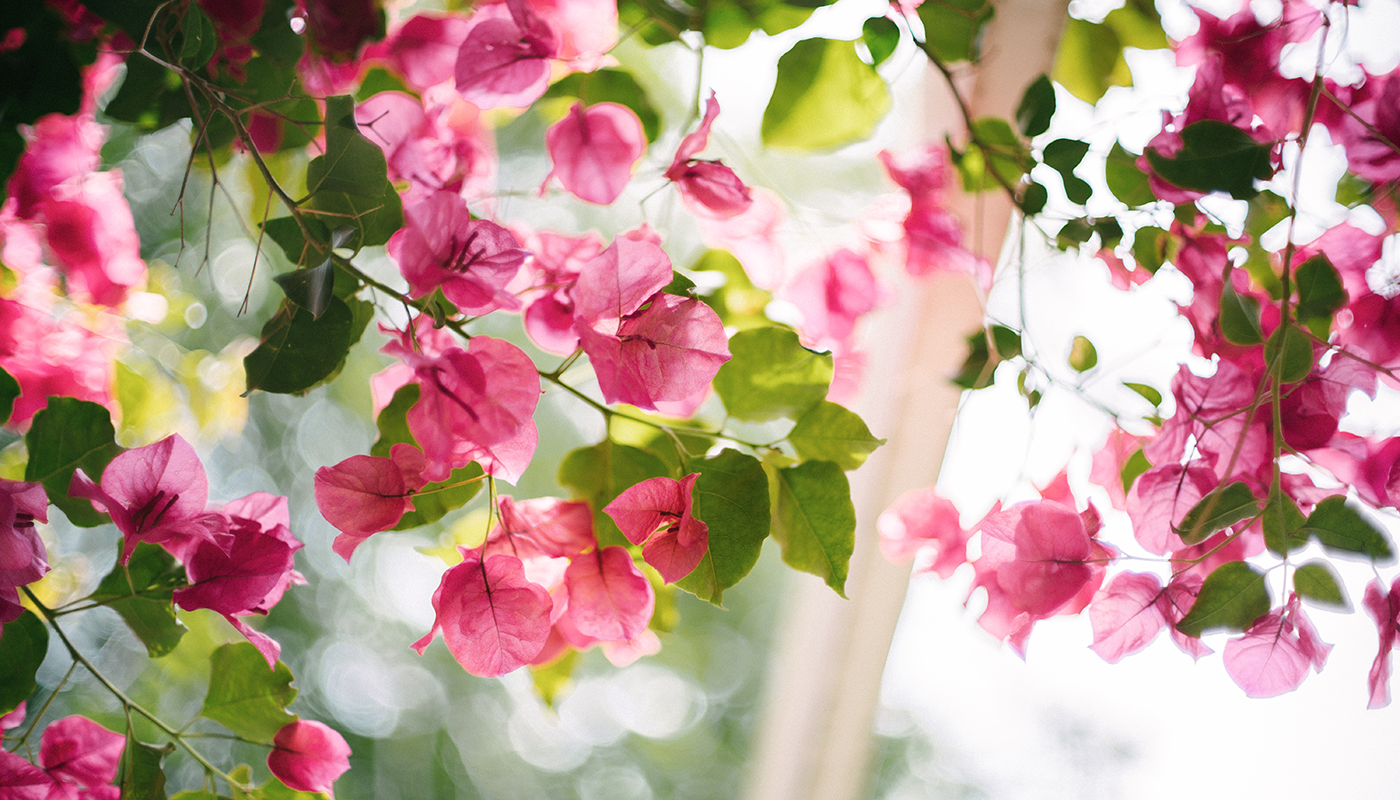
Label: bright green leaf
xmin=201 ymin=643 xmax=299 ymax=742
xmin=1131 ymin=226 xmax=1168 ymax=273
xmin=91 ymin=542 xmax=188 ymax=658
xmin=769 ymin=461 xmax=855 ymax=596
xmin=1175 ymin=561 xmax=1270 ymax=637
xmin=677 ymin=450 xmax=770 ymax=605
xmin=1264 ymin=323 xmax=1313 ymax=384
xmin=1300 ymin=496 xmax=1394 ymax=562
xmin=969 ymin=117 xmax=1031 ymax=189
xmin=24 ymin=396 xmax=122 ymax=527
xmin=1219 ymin=281 xmax=1264 ymax=345
xmin=395 ymin=463 xmax=484 ymax=531
xmin=1106 ymin=142 xmax=1156 ymax=207
xmin=714 ymin=327 xmax=833 ymax=421
xmin=1119 ymin=448 xmax=1151 ymax=495
xmin=1052 ymin=17 xmax=1120 ymax=103
xmin=1069 ymin=335 xmax=1097 ymax=372
xmin=787 ymin=400 xmax=886 ymax=470
xmin=762 ymin=38 xmax=891 ymax=150
xmin=1123 ymin=382 xmax=1162 ymax=406
xmin=1293 ymin=561 xmax=1349 ymax=610
xmin=559 ymin=440 xmax=671 ymax=548
xmin=0 ymin=609 xmax=48 ymax=715
xmin=1293 ymin=254 xmax=1346 ymax=338
xmin=1145 ymin=120 xmax=1274 ymax=200
xmin=1016 ymin=74 xmax=1055 ymax=137
xmin=861 ymin=16 xmax=900 ymax=67
xmin=530 ymin=650 xmax=578 ymax=708
xmin=1174 ymin=481 xmax=1259 ymax=545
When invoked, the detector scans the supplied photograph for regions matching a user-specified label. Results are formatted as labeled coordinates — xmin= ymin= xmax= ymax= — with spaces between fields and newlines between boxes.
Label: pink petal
xmin=563 ymin=546 xmax=654 ymax=641
xmin=996 ymin=502 xmax=1092 ymax=616
xmin=1126 ymin=462 xmax=1216 ymax=555
xmin=267 ymin=721 xmax=352 ymax=796
xmin=225 ymin=615 xmax=282 ymax=669
xmin=314 ymin=455 xmax=417 ymax=557
xmin=0 ymin=702 xmax=24 ymax=731
xmin=582 ymin=293 xmax=731 ymax=410
xmin=667 ymin=91 xmax=721 ymax=174
xmin=386 ymin=14 xmax=472 ymax=90
xmin=495 ymin=496 xmax=596 ymax=559
xmin=876 ymin=488 xmax=969 ymax=579
xmin=570 ymin=238 xmax=673 ymax=328
xmin=1089 ymin=572 xmax=1168 ymax=663
xmin=603 ymin=476 xmax=687 ymax=546
xmin=1223 ymin=611 xmax=1313 ymax=698
xmin=545 ymin=102 xmax=646 ymax=205
xmin=1364 ymin=577 xmax=1400 ymax=709
xmin=453 ymin=0 xmax=556 ymax=109
xmin=39 ymin=716 xmax=125 ymax=788
xmin=174 ymin=516 xmax=302 ymax=619
xmin=601 ymin=629 xmax=661 ymax=667
xmin=413 ymin=551 xmax=552 ymax=677
xmin=0 ymin=749 xmax=57 ymax=800
xmin=639 ymin=515 xmax=708 ymax=584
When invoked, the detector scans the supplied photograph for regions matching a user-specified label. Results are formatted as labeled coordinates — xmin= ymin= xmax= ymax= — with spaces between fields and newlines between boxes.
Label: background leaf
xmin=201 ymin=643 xmax=300 ymax=742
xmin=0 ymin=609 xmax=48 ymax=715
xmin=24 ymin=397 xmax=123 ymax=526
xmin=762 ymin=38 xmax=891 ymax=150
xmin=559 ymin=440 xmax=671 ymax=548
xmin=787 ymin=401 xmax=885 ymax=470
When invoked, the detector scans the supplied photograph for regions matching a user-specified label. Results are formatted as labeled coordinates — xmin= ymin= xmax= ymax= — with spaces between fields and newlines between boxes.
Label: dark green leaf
xmin=543 ymin=69 xmax=662 ymax=142
xmin=1293 ymin=255 xmax=1346 ymax=338
xmin=713 ymin=327 xmax=833 ymax=421
xmin=1131 ymin=226 xmax=1168 ymax=273
xmin=762 ymin=38 xmax=891 ymax=150
xmin=1093 ymin=218 xmax=1124 ymax=248
xmin=1123 ymin=382 xmax=1162 ymax=406
xmin=1106 ymin=142 xmax=1155 ymax=207
xmin=1262 ymin=483 xmax=1307 ymax=556
xmin=0 ymin=2 xmax=89 ymax=174
xmin=1043 ymin=138 xmax=1092 ymax=204
xmin=273 ymin=258 xmax=335 ymax=319
xmin=1219 ymin=281 xmax=1264 ymax=345
xmin=1175 ymin=561 xmax=1270 ymax=637
xmin=1293 ymin=561 xmax=1349 ymax=610
xmin=1264 ymin=323 xmax=1313 ymax=384
xmin=1056 ymin=217 xmax=1093 ymax=249
xmin=1300 ymin=496 xmax=1394 ymax=562
xmin=1174 ymin=481 xmax=1259 ymax=545
xmin=179 ymin=2 xmax=218 ymax=70
xmin=262 ymin=217 xmax=328 ymax=268
xmin=559 ymin=441 xmax=671 ymax=548
xmin=91 ymin=543 xmax=188 ymax=658
xmin=243 ymin=297 xmax=370 ymax=395
xmin=120 ymin=732 xmax=173 ymax=800
xmin=1016 ymin=74 xmax=1055 ymax=137
xmin=24 ymin=397 xmax=123 ymax=526
xmin=1068 ymin=335 xmax=1097 ymax=372
xmin=251 ymin=0 xmax=306 ymax=64
xmin=370 ymin=385 xmax=419 ymax=457
xmin=0 ymin=609 xmax=48 ymax=715
xmin=304 ymin=169 xmax=403 ymax=250
xmin=0 ymin=366 xmax=20 ymax=424
xmin=769 ymin=461 xmax=855 ymax=596
xmin=677 ymin=450 xmax=770 ymax=605
xmin=1119 ymin=448 xmax=1151 ymax=495
xmin=787 ymin=401 xmax=886 ymax=470
xmin=1145 ymin=120 xmax=1274 ymax=200
xmin=952 ymin=325 xmax=1020 ymax=390
xmin=861 ymin=16 xmax=901 ymax=67
xmin=915 ymin=0 xmax=994 ymax=63
xmin=661 ymin=271 xmax=697 ymax=297
xmin=201 ymin=643 xmax=299 ymax=742
xmin=308 ymin=95 xmax=387 ymax=197
xmin=104 ymin=52 xmax=169 ymax=126
xmin=1020 ymin=181 xmax=1048 ymax=215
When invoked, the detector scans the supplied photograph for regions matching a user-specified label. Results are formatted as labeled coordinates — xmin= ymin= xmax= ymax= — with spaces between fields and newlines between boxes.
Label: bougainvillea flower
xmin=578 ymin=292 xmax=731 ymax=410
xmin=486 ymin=496 xmax=595 ymax=560
xmin=384 ymin=14 xmax=472 ymax=90
xmin=1223 ymin=596 xmax=1330 ymax=698
xmin=513 ymin=228 xmax=604 ymax=354
xmin=1337 ymin=72 xmax=1400 ymax=184
xmin=1125 ymin=462 xmax=1217 ymax=555
xmin=0 ymin=703 xmax=23 ymax=730
xmin=544 ymin=102 xmax=646 ymax=205
xmin=0 ymin=748 xmax=58 ymax=799
xmin=39 ymin=715 xmax=125 ymax=790
xmin=877 ymin=488 xmax=972 ymax=579
xmin=527 ymin=0 xmax=616 ymax=67
xmin=381 ymin=331 xmax=541 ymax=483
xmin=664 ymin=93 xmax=752 ymax=219
xmin=604 ymin=474 xmax=708 ymax=583
xmin=41 ymin=171 xmax=147 ymax=308
xmin=0 ymin=297 xmax=122 ymax=426
xmin=0 ymin=480 xmax=50 ymax=591
xmin=1364 ymin=575 xmax=1400 ymax=708
xmin=316 ymin=444 xmax=429 ymax=562
xmin=388 ymin=191 xmax=525 ymax=314
xmin=782 ymin=248 xmax=881 ymax=348
xmin=267 ymin=720 xmax=352 ymax=797
xmin=356 ymin=91 xmax=497 ymax=206
xmin=570 ymin=236 xmax=672 ymax=328
xmin=69 ymin=434 xmax=229 ymax=565
xmin=412 ymin=549 xmax=552 ymax=676
xmin=1088 ymin=429 xmax=1149 ymax=511
xmin=174 ymin=494 xmax=305 ymax=668
xmin=1089 ymin=571 xmax=1210 ymax=663
xmin=6 ymin=113 xmax=103 ymax=219
xmin=454 ymin=0 xmax=557 ymax=109
xmin=561 ymin=545 xmax=654 ymax=642
xmin=302 ymin=0 xmax=381 ymax=59
xmin=877 ymin=145 xmax=987 ymax=283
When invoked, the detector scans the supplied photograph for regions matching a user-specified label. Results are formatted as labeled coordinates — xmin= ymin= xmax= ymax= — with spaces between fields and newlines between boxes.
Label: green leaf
xmin=24 ymin=396 xmax=123 ymax=526
xmin=1015 ymin=74 xmax=1055 ymax=137
xmin=769 ymin=461 xmax=855 ymax=596
xmin=861 ymin=16 xmax=901 ymax=67
xmin=952 ymin=325 xmax=1021 ymax=390
xmin=1131 ymin=226 xmax=1168 ymax=273
xmin=243 ymin=297 xmax=371 ymax=395
xmin=1020 ymin=181 xmax=1048 ymax=215
xmin=787 ymin=400 xmax=886 ymax=470
xmin=1264 ymin=323 xmax=1313 ymax=384
xmin=1106 ymin=142 xmax=1155 ymax=207
xmin=201 ymin=643 xmax=299 ymax=742
xmin=0 ymin=366 xmax=20 ymax=424
xmin=1293 ymin=561 xmax=1349 ymax=610
xmin=1068 ymin=335 xmax=1097 ymax=372
xmin=251 ymin=0 xmax=306 ymax=65
xmin=273 ymin=259 xmax=335 ymax=320
xmin=1145 ymin=120 xmax=1274 ymax=200
xmin=1174 ymin=481 xmax=1259 ymax=545
xmin=1219 ymin=281 xmax=1264 ymax=345
xmin=120 ymin=732 xmax=174 ymax=800
xmin=762 ymin=38 xmax=891 ymax=151
xmin=0 ymin=609 xmax=48 ymax=715
xmin=1123 ymin=382 xmax=1162 ymax=406
xmin=1052 ymin=2 xmax=1166 ymax=103
xmin=1175 ymin=561 xmax=1270 ymax=637
xmin=915 ymin=0 xmax=994 ymax=63
xmin=543 ymin=69 xmax=662 ymax=142
xmin=308 ymin=95 xmax=388 ymax=198
xmin=1092 ymin=219 xmax=1123 ymax=248
xmin=713 ymin=327 xmax=833 ymax=421
xmin=1056 ymin=217 xmax=1094 ymax=249
xmin=1262 ymin=483 xmax=1308 ymax=556
xmin=967 ymin=117 xmax=1031 ymax=190
xmin=1300 ymin=496 xmax=1394 ymax=562
xmin=91 ymin=542 xmax=188 ymax=658
xmin=395 ymin=463 xmax=484 ymax=530
xmin=1293 ymin=255 xmax=1346 ymax=338
xmin=370 ymin=384 xmax=419 ymax=457
xmin=559 ymin=440 xmax=671 ymax=548
xmin=304 ymin=159 xmax=404 ymax=250
xmin=170 ymin=791 xmax=224 ymax=800
xmin=1119 ymin=448 xmax=1151 ymax=495
xmin=677 ymin=450 xmax=770 ymax=605
xmin=178 ymin=1 xmax=218 ymax=70
xmin=1043 ymin=138 xmax=1092 ymax=204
